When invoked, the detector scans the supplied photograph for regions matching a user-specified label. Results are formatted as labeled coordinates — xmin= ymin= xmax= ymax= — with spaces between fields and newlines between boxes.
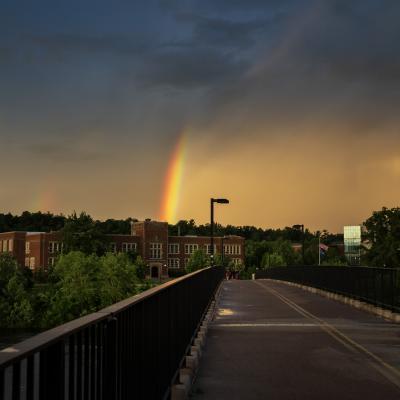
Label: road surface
xmin=192 ymin=279 xmax=400 ymax=400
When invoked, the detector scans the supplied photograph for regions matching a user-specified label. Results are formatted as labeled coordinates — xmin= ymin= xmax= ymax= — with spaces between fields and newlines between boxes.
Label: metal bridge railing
xmin=0 ymin=266 xmax=224 ymax=400
xmin=256 ymin=266 xmax=400 ymax=313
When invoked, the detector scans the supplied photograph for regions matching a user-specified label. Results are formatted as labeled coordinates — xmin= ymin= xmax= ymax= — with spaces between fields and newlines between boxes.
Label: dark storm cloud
xmin=24 ymin=143 xmax=104 ymax=163
xmin=27 ymin=34 xmax=148 ymax=57
xmin=0 ymin=31 xmax=156 ymax=68
xmin=138 ymin=46 xmax=246 ymax=89
xmin=155 ymin=0 xmax=397 ymax=101
xmin=192 ymin=0 xmax=400 ymax=129
xmin=291 ymin=1 xmax=400 ymax=84
xmin=160 ymin=0 xmax=297 ymax=13
xmin=1 ymin=0 xmax=400 ymax=141
xmin=175 ymin=14 xmax=271 ymax=48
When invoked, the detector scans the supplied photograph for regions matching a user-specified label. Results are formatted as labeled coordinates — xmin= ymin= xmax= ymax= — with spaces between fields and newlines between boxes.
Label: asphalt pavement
xmin=191 ymin=279 xmax=400 ymax=400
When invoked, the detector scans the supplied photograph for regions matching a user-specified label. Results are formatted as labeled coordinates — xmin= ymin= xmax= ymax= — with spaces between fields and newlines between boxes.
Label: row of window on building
xmin=25 ymin=256 xmax=57 ymax=270
xmin=7 ymin=239 xmax=241 ymax=258
xmin=110 ymin=243 xmax=241 ymax=259
xmin=7 ymin=239 xmax=242 ymax=268
xmin=168 ymin=243 xmax=241 ymax=255
xmin=167 ymin=257 xmax=243 ymax=268
xmin=109 ymin=242 xmax=137 ymax=253
xmin=25 ymin=241 xmax=63 ymax=254
xmin=0 ymin=239 xmax=13 ymax=253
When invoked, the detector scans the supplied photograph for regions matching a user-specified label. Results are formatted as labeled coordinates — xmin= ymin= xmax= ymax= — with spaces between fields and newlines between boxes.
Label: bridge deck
xmin=192 ymin=279 xmax=400 ymax=400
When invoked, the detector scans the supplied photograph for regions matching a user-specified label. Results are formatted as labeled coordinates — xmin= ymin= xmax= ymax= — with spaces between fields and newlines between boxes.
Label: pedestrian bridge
xmin=193 ymin=279 xmax=400 ymax=399
xmin=1 ymin=267 xmax=400 ymax=400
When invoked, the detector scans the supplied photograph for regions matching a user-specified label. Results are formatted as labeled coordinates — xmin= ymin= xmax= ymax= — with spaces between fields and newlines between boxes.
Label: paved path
xmin=192 ymin=279 xmax=400 ymax=400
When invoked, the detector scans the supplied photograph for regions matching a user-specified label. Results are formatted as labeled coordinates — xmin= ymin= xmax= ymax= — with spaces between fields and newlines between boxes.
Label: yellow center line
xmin=254 ymin=280 xmax=400 ymax=389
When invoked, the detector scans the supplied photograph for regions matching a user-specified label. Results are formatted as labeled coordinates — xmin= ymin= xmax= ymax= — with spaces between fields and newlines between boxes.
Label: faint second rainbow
xmin=159 ymin=131 xmax=187 ymax=223
xmin=30 ymin=178 xmax=57 ymax=213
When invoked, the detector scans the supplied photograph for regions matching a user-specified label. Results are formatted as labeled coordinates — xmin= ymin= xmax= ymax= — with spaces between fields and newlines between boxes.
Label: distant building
xmin=344 ymin=226 xmax=361 ymax=265
xmin=0 ymin=220 xmax=245 ymax=279
xmin=291 ymin=243 xmax=302 ymax=253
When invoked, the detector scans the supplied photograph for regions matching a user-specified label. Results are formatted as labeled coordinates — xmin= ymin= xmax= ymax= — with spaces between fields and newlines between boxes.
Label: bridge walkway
xmin=192 ymin=279 xmax=400 ymax=400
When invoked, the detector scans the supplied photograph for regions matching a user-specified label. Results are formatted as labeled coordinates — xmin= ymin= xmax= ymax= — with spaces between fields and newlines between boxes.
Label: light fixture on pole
xmin=210 ymin=198 xmax=229 ymax=266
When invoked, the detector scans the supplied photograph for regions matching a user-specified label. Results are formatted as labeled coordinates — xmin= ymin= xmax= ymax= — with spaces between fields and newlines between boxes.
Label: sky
xmin=1 ymin=0 xmax=400 ymax=233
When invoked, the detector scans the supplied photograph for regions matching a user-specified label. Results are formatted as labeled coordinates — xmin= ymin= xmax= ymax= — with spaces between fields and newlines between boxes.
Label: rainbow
xmin=30 ymin=179 xmax=57 ymax=213
xmin=160 ymin=131 xmax=187 ymax=223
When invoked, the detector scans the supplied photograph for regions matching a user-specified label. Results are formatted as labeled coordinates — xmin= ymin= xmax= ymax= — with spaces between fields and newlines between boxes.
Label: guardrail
xmin=0 ymin=266 xmax=224 ymax=400
xmin=256 ymin=266 xmax=400 ymax=313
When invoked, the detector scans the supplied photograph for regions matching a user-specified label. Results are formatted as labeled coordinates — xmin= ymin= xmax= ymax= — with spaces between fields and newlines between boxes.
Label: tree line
xmin=1 ymin=210 xmax=344 ymax=242
xmin=0 ymin=211 xmax=136 ymax=236
xmin=2 ymin=208 xmax=400 ymax=269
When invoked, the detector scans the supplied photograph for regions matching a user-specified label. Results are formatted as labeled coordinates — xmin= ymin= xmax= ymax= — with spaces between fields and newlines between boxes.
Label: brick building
xmin=0 ymin=231 xmax=27 ymax=267
xmin=0 ymin=220 xmax=245 ymax=279
xmin=130 ymin=220 xmax=245 ymax=279
xmin=24 ymin=232 xmax=63 ymax=270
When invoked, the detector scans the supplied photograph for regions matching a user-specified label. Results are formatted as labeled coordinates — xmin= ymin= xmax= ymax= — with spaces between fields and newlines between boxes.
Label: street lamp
xmin=293 ymin=224 xmax=305 ymax=265
xmin=318 ymin=232 xmax=321 ymax=266
xmin=210 ymin=198 xmax=229 ymax=265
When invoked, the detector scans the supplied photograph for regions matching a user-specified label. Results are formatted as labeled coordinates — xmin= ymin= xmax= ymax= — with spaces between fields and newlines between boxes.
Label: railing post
xmin=39 ymin=341 xmax=65 ymax=400
xmin=103 ymin=317 xmax=118 ymax=400
xmin=0 ymin=368 xmax=4 ymax=400
xmin=12 ymin=361 xmax=20 ymax=400
xmin=392 ymin=269 xmax=396 ymax=311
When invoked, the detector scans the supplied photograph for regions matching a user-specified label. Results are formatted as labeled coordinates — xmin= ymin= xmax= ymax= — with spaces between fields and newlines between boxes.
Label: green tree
xmin=364 ymin=207 xmax=400 ymax=268
xmin=186 ymin=249 xmax=209 ymax=273
xmin=99 ymin=218 xmax=138 ymax=234
xmin=245 ymin=240 xmax=273 ymax=267
xmin=261 ymin=252 xmax=286 ymax=269
xmin=303 ymin=238 xmax=319 ymax=265
xmin=44 ymin=252 xmax=102 ymax=326
xmin=0 ymin=253 xmax=17 ymax=287
xmin=321 ymin=247 xmax=347 ymax=266
xmin=0 ymin=211 xmax=66 ymax=233
xmin=6 ymin=276 xmax=34 ymax=327
xmin=134 ymin=256 xmax=147 ymax=280
xmin=43 ymin=251 xmax=145 ymax=328
xmin=0 ymin=253 xmax=33 ymax=327
xmin=271 ymin=238 xmax=301 ymax=266
xmin=213 ymin=253 xmax=230 ymax=268
xmin=98 ymin=253 xmax=139 ymax=307
xmin=62 ymin=212 xmax=109 ymax=256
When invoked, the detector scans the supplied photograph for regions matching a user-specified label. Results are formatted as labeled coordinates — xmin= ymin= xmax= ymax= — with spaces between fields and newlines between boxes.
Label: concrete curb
xmin=171 ymin=281 xmax=223 ymax=399
xmin=265 ymin=279 xmax=400 ymax=324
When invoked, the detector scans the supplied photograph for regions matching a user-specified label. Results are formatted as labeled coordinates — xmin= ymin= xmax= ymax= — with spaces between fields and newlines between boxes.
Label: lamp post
xmin=293 ymin=224 xmax=305 ymax=265
xmin=318 ymin=233 xmax=321 ymax=266
xmin=210 ymin=198 xmax=229 ymax=265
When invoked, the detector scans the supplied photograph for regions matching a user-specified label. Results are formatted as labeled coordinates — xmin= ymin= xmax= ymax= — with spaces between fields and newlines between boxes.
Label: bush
xmin=186 ymin=250 xmax=209 ymax=273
